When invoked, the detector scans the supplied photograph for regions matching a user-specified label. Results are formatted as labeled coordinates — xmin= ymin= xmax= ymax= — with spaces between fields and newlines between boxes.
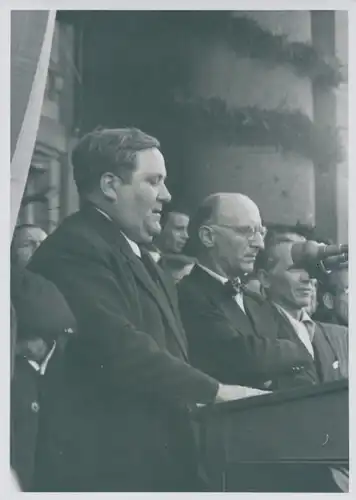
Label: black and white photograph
xmin=4 ymin=1 xmax=352 ymax=494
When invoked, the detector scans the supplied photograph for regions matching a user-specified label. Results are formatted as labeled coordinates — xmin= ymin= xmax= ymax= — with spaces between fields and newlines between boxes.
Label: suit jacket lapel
xmin=125 ymin=249 xmax=187 ymax=359
xmin=141 ymin=251 xmax=187 ymax=340
xmin=141 ymin=250 xmax=176 ymax=311
xmin=244 ymin=295 xmax=278 ymax=340
xmin=268 ymin=302 xmax=316 ymax=359
xmin=313 ymin=323 xmax=341 ymax=382
xmin=125 ymin=249 xmax=188 ymax=358
xmin=191 ymin=266 xmax=257 ymax=337
xmin=220 ymin=295 xmax=257 ymax=337
xmin=80 ymin=206 xmax=188 ymax=359
xmin=120 ymin=243 xmax=164 ymax=308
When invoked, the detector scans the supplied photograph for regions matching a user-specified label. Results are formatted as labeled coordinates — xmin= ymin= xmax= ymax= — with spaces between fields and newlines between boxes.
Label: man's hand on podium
xmin=215 ymin=384 xmax=271 ymax=403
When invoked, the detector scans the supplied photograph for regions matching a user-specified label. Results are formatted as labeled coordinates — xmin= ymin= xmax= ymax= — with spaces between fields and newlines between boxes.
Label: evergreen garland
xmin=169 ymin=95 xmax=343 ymax=168
xmin=146 ymin=13 xmax=345 ymax=89
xmin=224 ymin=16 xmax=345 ymax=89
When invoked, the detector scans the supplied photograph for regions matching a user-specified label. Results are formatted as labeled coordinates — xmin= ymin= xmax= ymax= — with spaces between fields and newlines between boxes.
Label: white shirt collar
xmin=198 ymin=264 xmax=228 ymax=284
xmin=198 ymin=264 xmax=245 ymax=312
xmin=121 ymin=232 xmax=142 ymax=258
xmin=28 ymin=341 xmax=56 ymax=375
xmin=94 ymin=207 xmax=141 ymax=258
xmin=148 ymin=249 xmax=161 ymax=263
xmin=274 ymin=304 xmax=313 ymax=325
xmin=273 ymin=303 xmax=315 ymax=357
xmin=300 ymin=308 xmax=314 ymax=324
xmin=95 ymin=207 xmax=112 ymax=221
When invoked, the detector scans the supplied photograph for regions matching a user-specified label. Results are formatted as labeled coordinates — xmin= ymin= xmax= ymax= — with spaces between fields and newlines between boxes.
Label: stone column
xmin=335 ymin=11 xmax=348 ymax=244
xmin=183 ymin=11 xmax=315 ymax=226
xmin=311 ymin=11 xmax=347 ymax=243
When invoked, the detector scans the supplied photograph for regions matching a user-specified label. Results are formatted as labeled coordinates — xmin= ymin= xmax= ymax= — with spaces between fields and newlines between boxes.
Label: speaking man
xmin=29 ymin=128 xmax=265 ymax=492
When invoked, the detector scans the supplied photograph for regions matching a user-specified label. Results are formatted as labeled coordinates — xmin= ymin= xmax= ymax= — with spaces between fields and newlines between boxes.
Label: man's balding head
xmin=188 ymin=193 xmax=261 ymax=243
xmin=187 ymin=192 xmax=265 ymax=279
xmin=194 ymin=192 xmax=260 ymax=225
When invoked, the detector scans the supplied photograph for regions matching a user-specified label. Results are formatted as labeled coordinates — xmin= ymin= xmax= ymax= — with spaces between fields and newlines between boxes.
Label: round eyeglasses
xmin=209 ymin=224 xmax=267 ymax=240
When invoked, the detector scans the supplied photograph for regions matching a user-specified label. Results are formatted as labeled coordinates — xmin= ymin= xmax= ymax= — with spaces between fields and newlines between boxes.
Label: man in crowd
xmin=315 ymin=267 xmax=348 ymax=326
xmin=178 ymin=193 xmax=316 ymax=390
xmin=255 ymin=228 xmax=348 ymax=491
xmin=155 ymin=209 xmax=190 ymax=254
xmin=11 ymin=268 xmax=77 ymax=491
xmin=151 ymin=209 xmax=196 ymax=282
xmin=255 ymin=229 xmax=348 ymax=382
xmin=28 ymin=128 xmax=266 ymax=492
xmin=11 ymin=224 xmax=76 ymax=491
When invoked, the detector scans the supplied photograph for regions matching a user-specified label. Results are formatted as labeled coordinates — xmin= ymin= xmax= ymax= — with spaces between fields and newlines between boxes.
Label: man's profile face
xmin=111 ymin=148 xmax=171 ymax=243
xmin=209 ymin=199 xmax=265 ymax=277
xmin=324 ymin=268 xmax=348 ymax=325
xmin=263 ymin=238 xmax=313 ymax=310
xmin=160 ymin=212 xmax=190 ymax=253
xmin=333 ymin=269 xmax=348 ymax=325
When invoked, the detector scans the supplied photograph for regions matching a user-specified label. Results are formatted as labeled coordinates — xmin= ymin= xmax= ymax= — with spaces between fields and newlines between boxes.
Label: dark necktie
xmin=140 ymin=250 xmax=161 ymax=285
xmin=302 ymin=317 xmax=315 ymax=343
xmin=224 ymin=277 xmax=243 ymax=297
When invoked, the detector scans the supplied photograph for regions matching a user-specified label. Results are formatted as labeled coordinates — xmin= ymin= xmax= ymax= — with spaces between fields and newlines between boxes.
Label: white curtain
xmin=10 ymin=10 xmax=56 ymax=237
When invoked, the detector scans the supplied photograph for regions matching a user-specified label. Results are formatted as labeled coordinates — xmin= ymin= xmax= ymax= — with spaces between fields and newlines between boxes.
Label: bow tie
xmin=224 ymin=278 xmax=243 ymax=296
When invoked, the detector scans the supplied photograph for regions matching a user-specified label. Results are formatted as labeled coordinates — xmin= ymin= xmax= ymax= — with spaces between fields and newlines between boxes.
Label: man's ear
xmin=198 ymin=225 xmax=215 ymax=248
xmin=257 ymin=268 xmax=271 ymax=291
xmin=100 ymin=172 xmax=120 ymax=201
xmin=322 ymin=292 xmax=334 ymax=311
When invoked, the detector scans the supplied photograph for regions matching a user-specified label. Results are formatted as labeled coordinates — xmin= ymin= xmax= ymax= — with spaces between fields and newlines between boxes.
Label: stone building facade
xmin=16 ymin=11 xmax=348 ymax=243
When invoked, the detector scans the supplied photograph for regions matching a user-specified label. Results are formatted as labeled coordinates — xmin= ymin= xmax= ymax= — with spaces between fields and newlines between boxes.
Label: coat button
xmin=31 ymin=401 xmax=40 ymax=413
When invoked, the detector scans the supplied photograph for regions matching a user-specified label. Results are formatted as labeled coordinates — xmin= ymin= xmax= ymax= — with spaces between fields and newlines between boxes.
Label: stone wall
xmin=184 ymin=11 xmax=315 ymax=226
xmin=68 ymin=11 xmax=345 ymax=237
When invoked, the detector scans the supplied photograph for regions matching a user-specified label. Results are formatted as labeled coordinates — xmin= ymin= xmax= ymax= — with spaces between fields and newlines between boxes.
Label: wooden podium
xmin=193 ymin=380 xmax=348 ymax=492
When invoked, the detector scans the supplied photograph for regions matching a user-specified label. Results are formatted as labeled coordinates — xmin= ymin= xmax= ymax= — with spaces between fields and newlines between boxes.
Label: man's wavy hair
xmin=71 ymin=127 xmax=160 ymax=197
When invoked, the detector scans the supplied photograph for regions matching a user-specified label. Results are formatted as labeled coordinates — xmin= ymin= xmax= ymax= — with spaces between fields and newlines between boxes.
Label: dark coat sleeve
xmin=178 ymin=283 xmax=314 ymax=386
xmin=11 ymin=359 xmax=39 ymax=491
xmin=29 ymin=233 xmax=219 ymax=406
